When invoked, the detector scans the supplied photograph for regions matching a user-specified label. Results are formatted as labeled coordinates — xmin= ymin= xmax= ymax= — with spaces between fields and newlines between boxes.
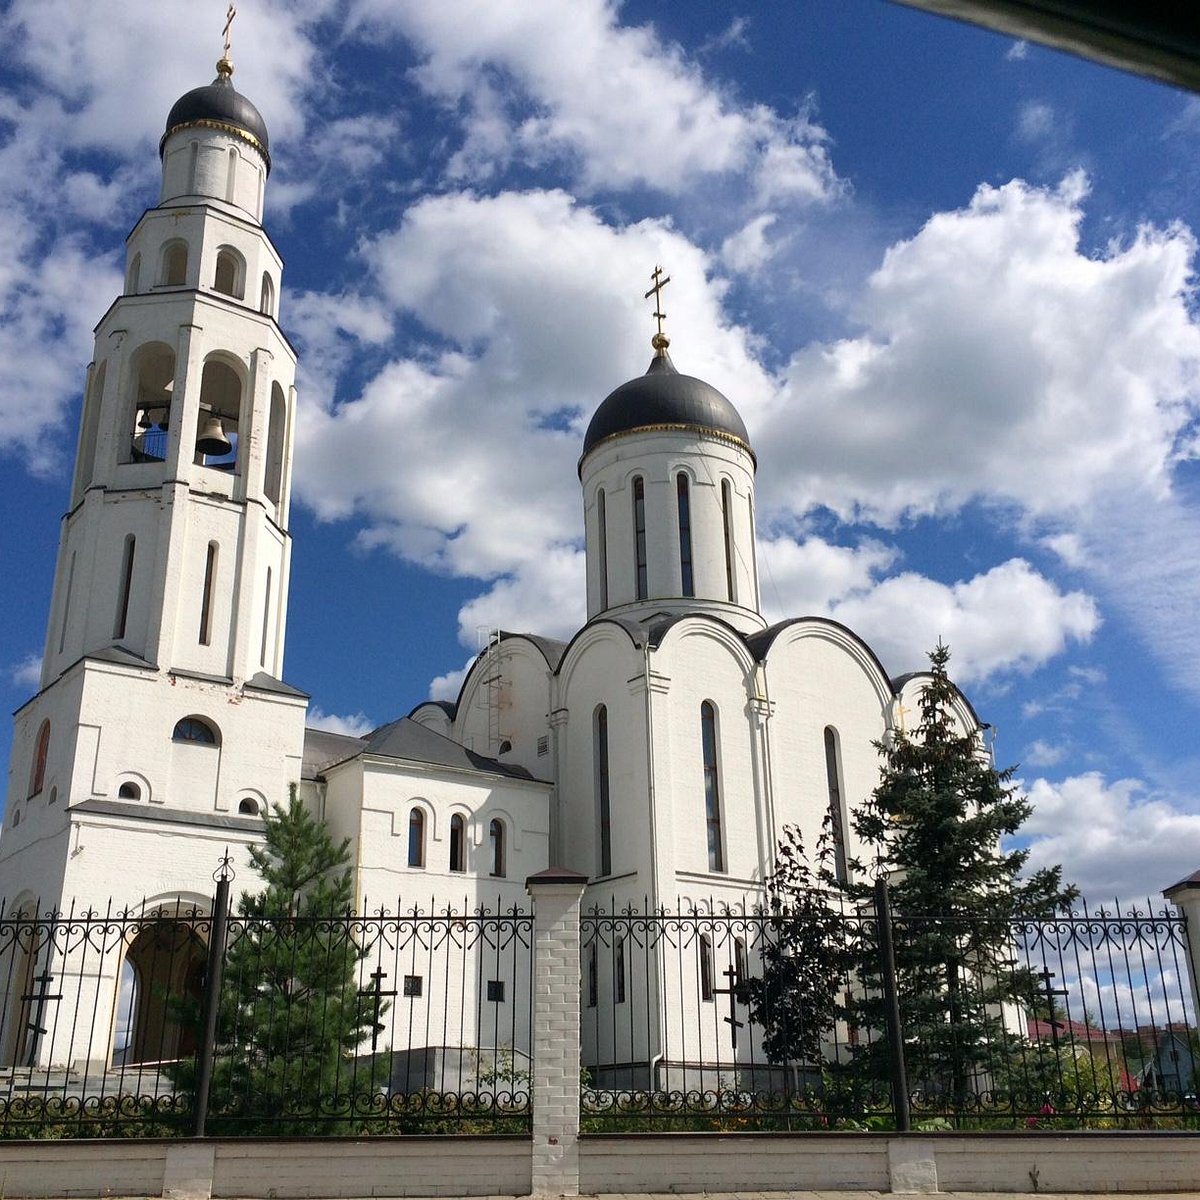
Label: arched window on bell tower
xmin=264 ymin=382 xmax=287 ymax=507
xmin=126 ymin=343 xmax=175 ymax=465
xmin=161 ymin=241 xmax=188 ymax=287
xmin=195 ymin=357 xmax=243 ymax=471
xmin=213 ymin=247 xmax=245 ymax=299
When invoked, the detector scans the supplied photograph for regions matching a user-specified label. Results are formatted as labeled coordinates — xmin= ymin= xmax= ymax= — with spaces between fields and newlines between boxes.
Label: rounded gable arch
xmin=647 ymin=612 xmax=758 ymax=678
xmin=753 ymin=617 xmax=895 ymax=711
xmin=554 ymin=618 xmax=643 ymax=701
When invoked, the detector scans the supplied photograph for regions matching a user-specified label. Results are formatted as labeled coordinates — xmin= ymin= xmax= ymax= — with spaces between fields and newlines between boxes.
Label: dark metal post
xmin=193 ymin=868 xmax=232 ymax=1137
xmin=874 ymin=876 xmax=910 ymax=1132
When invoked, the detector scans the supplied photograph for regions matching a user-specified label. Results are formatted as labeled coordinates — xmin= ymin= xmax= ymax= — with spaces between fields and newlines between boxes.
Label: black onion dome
xmin=581 ymin=351 xmax=752 ymax=463
xmin=161 ymin=72 xmax=270 ymax=169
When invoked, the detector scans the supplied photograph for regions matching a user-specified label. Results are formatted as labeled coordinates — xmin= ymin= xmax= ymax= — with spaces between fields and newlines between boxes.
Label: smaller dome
xmin=581 ymin=351 xmax=752 ymax=465
xmin=161 ymin=70 xmax=270 ymax=170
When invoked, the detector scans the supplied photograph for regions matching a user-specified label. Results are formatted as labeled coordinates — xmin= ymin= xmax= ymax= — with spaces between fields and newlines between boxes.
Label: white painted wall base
xmin=0 ymin=1132 xmax=1197 ymax=1197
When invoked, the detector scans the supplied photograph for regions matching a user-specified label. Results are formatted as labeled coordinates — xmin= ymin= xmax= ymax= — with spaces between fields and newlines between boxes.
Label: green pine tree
xmin=171 ymin=787 xmax=382 ymax=1134
xmin=840 ymin=642 xmax=1078 ymax=1107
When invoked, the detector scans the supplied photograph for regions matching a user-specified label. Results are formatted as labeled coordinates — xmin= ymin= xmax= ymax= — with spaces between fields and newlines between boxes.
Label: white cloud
xmin=1016 ymin=100 xmax=1056 ymax=143
xmin=1024 ymin=772 xmax=1200 ymax=903
xmin=1022 ymin=738 xmax=1066 ymax=768
xmin=9 ymin=655 xmax=41 ymax=690
xmin=1006 ymin=40 xmax=1029 ymax=62
xmin=347 ymin=0 xmax=842 ymax=205
xmin=759 ymin=174 xmax=1200 ymax=526
xmin=307 ymin=706 xmax=375 ymax=737
xmin=429 ymin=659 xmax=475 ymax=703
xmin=758 ymin=535 xmax=897 ymax=619
xmin=825 ymin=558 xmax=1099 ymax=682
xmin=720 ymin=213 xmax=780 ymax=273
xmin=455 ymin=547 xmax=586 ymax=647
xmin=296 ymin=188 xmax=769 ymax=590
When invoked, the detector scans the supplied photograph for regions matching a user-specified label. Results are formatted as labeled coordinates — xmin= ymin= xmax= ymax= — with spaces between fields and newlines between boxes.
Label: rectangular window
xmin=824 ymin=726 xmax=849 ymax=884
xmin=701 ymin=702 xmax=724 ymax=872
xmin=487 ymin=980 xmax=505 ymax=1003
xmin=721 ymin=480 xmax=735 ymax=602
xmin=114 ymin=535 xmax=136 ymax=640
xmin=403 ymin=975 xmax=422 ymax=997
xmin=199 ymin=542 xmax=218 ymax=646
xmin=676 ymin=474 xmax=694 ymax=597
xmin=699 ymin=934 xmax=714 ymax=1002
xmin=597 ymin=488 xmax=609 ymax=609
xmin=632 ymin=476 xmax=648 ymax=600
xmin=595 ymin=705 xmax=612 ymax=877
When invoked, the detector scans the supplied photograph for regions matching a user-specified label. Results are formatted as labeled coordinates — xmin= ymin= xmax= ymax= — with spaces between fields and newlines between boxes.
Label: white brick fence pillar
xmin=1164 ymin=869 xmax=1200 ymax=1022
xmin=526 ymin=867 xmax=588 ymax=1198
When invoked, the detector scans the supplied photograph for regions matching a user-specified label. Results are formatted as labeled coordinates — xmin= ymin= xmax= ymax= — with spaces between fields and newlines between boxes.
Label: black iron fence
xmin=0 ymin=894 xmax=532 ymax=1137
xmin=580 ymin=889 xmax=1199 ymax=1131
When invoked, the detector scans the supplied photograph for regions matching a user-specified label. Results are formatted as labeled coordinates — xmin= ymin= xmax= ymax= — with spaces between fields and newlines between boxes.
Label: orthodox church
xmin=0 ymin=48 xmax=980 ymax=1077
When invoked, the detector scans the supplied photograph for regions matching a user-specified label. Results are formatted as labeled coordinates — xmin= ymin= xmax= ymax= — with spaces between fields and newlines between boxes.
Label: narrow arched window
xmin=118 ymin=781 xmax=141 ymax=801
xmin=162 ymin=242 xmax=187 ymax=287
xmin=126 ymin=253 xmax=141 ymax=295
xmin=824 ymin=726 xmax=849 ymax=884
xmin=28 ymin=721 xmax=50 ymax=798
xmin=58 ymin=552 xmax=76 ymax=655
xmin=632 ymin=475 xmax=647 ymax=600
xmin=587 ymin=941 xmax=598 ymax=1008
xmin=264 ymin=383 xmax=287 ymax=505
xmin=721 ymin=479 xmax=735 ymax=602
xmin=239 ymin=797 xmax=260 ymax=816
xmin=677 ymin=473 xmax=694 ymax=597
xmin=701 ymin=701 xmax=724 ymax=872
xmin=114 ymin=534 xmax=136 ymax=640
xmin=596 ymin=488 xmax=608 ymax=609
xmin=199 ymin=542 xmax=218 ymax=645
xmin=225 ymin=147 xmax=237 ymax=203
xmin=594 ymin=705 xmax=611 ymax=876
xmin=699 ymin=933 xmax=714 ymax=1001
xmin=734 ymin=937 xmax=748 ymax=986
xmin=173 ymin=717 xmax=217 ymax=744
xmin=489 ymin=818 xmax=506 ymax=878
xmin=408 ymin=808 xmax=425 ymax=868
xmin=260 ymin=567 xmax=272 ymax=668
xmin=260 ymin=272 xmax=275 ymax=317
xmin=614 ymin=936 xmax=626 ymax=1004
xmin=449 ymin=813 xmax=466 ymax=872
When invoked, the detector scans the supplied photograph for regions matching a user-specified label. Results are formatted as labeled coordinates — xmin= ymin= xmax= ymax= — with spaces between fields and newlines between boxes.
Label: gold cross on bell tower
xmin=644 ymin=265 xmax=671 ymax=355
xmin=218 ymin=4 xmax=237 ymax=78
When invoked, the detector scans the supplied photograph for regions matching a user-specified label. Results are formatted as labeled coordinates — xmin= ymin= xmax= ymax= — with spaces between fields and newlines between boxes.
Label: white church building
xmin=0 ymin=53 xmax=982 ymax=1087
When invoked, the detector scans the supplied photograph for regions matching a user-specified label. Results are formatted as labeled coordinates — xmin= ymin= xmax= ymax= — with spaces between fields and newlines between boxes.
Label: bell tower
xmin=0 ymin=31 xmax=307 ymax=912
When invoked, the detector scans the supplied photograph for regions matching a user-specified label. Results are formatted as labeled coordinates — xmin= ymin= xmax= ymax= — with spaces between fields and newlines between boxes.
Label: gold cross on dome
xmin=223 ymin=4 xmax=237 ymax=59
xmin=894 ymin=698 xmax=911 ymax=733
xmin=644 ymin=265 xmax=671 ymax=346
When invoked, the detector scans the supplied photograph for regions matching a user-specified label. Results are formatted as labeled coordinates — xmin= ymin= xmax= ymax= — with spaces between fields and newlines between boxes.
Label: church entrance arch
xmin=113 ymin=916 xmax=206 ymax=1066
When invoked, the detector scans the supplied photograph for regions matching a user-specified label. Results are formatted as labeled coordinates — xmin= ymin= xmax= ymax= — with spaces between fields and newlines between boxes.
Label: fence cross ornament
xmin=22 ymin=970 xmax=63 ymax=1068
xmin=359 ymin=966 xmax=397 ymax=1053
xmin=710 ymin=963 xmax=745 ymax=1051
xmin=1036 ymin=967 xmax=1069 ymax=1054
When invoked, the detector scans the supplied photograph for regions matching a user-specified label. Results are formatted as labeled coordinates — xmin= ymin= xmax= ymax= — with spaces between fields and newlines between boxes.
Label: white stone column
xmin=526 ymin=867 xmax=587 ymax=1199
xmin=1164 ymin=869 xmax=1200 ymax=1022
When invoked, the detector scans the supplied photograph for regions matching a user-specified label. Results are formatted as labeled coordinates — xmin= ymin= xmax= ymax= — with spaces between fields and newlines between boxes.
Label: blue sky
xmin=2 ymin=0 xmax=1200 ymax=903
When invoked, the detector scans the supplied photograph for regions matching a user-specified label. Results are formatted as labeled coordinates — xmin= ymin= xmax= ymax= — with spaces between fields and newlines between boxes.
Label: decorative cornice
xmin=160 ymin=118 xmax=271 ymax=170
xmin=579 ymin=421 xmax=756 ymax=474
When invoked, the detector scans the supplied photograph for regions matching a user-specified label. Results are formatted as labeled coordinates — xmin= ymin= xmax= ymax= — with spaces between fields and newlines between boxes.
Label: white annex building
xmin=0 ymin=55 xmax=982 ymax=1086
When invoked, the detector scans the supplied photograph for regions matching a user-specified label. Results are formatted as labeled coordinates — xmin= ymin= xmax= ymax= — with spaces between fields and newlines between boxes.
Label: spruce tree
xmin=841 ymin=642 xmax=1077 ymax=1105
xmin=172 ymin=787 xmax=380 ymax=1134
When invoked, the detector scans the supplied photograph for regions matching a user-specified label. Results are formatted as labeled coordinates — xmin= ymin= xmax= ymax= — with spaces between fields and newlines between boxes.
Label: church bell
xmin=196 ymin=414 xmax=232 ymax=457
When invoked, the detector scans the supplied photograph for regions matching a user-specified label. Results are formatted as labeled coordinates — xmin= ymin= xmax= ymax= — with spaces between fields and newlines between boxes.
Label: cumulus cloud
xmin=1024 ymin=772 xmax=1200 ymax=904
xmin=307 ymin=706 xmax=375 ymax=737
xmin=759 ymin=174 xmax=1200 ymax=525
xmin=296 ymin=188 xmax=769 ymax=587
xmin=347 ymin=0 xmax=842 ymax=205
xmin=825 ymin=557 xmax=1098 ymax=682
xmin=1022 ymin=738 xmax=1066 ymax=768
